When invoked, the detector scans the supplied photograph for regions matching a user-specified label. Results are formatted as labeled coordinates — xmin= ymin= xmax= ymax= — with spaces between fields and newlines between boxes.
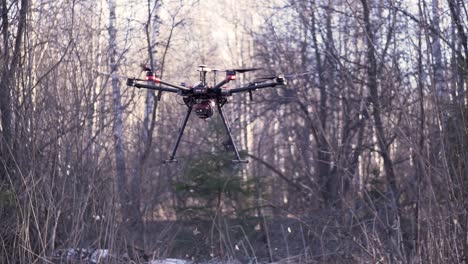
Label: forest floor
xmin=51 ymin=217 xmax=343 ymax=263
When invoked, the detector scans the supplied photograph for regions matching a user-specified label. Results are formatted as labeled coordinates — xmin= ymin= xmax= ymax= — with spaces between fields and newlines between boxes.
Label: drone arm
xmin=227 ymin=81 xmax=280 ymax=95
xmin=213 ymin=78 xmax=231 ymax=91
xmin=157 ymin=79 xmax=191 ymax=92
xmin=127 ymin=78 xmax=190 ymax=93
xmin=129 ymin=81 xmax=179 ymax=93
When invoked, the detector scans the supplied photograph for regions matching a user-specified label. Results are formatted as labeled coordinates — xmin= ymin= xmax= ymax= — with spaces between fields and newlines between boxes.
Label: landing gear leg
xmin=217 ymin=104 xmax=248 ymax=163
xmin=164 ymin=107 xmax=192 ymax=163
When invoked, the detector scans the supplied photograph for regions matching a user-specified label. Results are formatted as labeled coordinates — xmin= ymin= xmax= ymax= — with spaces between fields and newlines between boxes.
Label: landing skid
xmin=164 ymin=102 xmax=247 ymax=164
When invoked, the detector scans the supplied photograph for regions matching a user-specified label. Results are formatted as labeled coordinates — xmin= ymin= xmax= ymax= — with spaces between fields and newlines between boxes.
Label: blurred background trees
xmin=0 ymin=0 xmax=466 ymax=263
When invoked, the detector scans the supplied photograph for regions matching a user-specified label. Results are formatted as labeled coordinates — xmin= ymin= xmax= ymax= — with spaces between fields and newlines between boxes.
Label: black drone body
xmin=127 ymin=65 xmax=286 ymax=163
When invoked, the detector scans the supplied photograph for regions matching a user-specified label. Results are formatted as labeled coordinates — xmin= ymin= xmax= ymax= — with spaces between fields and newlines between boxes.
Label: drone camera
xmin=193 ymin=100 xmax=215 ymax=119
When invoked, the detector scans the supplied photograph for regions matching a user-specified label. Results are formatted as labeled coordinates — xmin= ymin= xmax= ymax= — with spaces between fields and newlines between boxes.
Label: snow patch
xmin=149 ymin=259 xmax=192 ymax=264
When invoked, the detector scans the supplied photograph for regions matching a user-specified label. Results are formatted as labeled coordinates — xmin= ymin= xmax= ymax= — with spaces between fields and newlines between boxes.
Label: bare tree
xmin=0 ymin=0 xmax=29 ymax=179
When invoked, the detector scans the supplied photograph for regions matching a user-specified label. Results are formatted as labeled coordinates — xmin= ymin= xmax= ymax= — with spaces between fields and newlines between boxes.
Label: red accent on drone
xmin=227 ymin=75 xmax=236 ymax=80
xmin=145 ymin=75 xmax=161 ymax=83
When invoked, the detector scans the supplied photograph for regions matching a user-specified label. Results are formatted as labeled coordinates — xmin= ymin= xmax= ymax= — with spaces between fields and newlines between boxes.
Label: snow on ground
xmin=53 ymin=248 xmax=193 ymax=263
xmin=148 ymin=259 xmax=192 ymax=264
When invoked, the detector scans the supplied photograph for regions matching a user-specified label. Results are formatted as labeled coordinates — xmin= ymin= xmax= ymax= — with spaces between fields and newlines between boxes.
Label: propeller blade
xmin=251 ymin=74 xmax=286 ymax=84
xmin=232 ymin=67 xmax=261 ymax=73
xmin=212 ymin=67 xmax=262 ymax=73
xmin=251 ymin=75 xmax=278 ymax=83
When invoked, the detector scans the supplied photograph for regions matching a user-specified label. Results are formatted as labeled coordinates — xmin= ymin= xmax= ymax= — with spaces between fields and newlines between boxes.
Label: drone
xmin=126 ymin=64 xmax=286 ymax=164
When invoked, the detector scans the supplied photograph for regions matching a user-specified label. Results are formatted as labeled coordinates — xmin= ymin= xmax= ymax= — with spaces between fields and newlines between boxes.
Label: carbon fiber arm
xmin=226 ymin=76 xmax=286 ymax=95
xmin=126 ymin=78 xmax=187 ymax=94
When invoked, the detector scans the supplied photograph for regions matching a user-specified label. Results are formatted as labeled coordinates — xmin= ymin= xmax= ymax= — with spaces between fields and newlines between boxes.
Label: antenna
xmin=212 ymin=69 xmax=218 ymax=86
xmin=197 ymin=65 xmax=211 ymax=86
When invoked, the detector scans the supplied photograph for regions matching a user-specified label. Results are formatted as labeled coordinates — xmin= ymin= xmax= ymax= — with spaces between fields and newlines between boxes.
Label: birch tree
xmin=107 ymin=0 xmax=142 ymax=249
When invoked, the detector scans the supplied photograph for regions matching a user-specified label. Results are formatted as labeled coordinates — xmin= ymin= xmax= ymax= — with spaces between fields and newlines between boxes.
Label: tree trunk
xmin=361 ymin=0 xmax=402 ymax=259
xmin=0 ymin=0 xmax=29 ymax=180
xmin=310 ymin=2 xmax=336 ymax=206
xmin=360 ymin=0 xmax=398 ymax=197
xmin=446 ymin=1 xmax=468 ymax=261
xmin=431 ymin=0 xmax=447 ymax=98
xmin=107 ymin=0 xmax=141 ymax=252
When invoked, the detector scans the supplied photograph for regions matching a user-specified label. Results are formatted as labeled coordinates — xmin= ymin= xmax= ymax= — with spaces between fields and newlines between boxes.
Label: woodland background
xmin=0 ymin=0 xmax=467 ymax=263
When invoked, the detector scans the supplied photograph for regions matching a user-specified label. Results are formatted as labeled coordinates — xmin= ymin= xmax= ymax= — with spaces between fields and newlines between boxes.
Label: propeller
xmin=251 ymin=75 xmax=276 ymax=83
xmin=232 ymin=67 xmax=261 ymax=73
xmin=212 ymin=67 xmax=262 ymax=73
xmin=138 ymin=64 xmax=164 ymax=100
xmin=250 ymin=74 xmax=286 ymax=85
xmin=250 ymin=75 xmax=279 ymax=83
